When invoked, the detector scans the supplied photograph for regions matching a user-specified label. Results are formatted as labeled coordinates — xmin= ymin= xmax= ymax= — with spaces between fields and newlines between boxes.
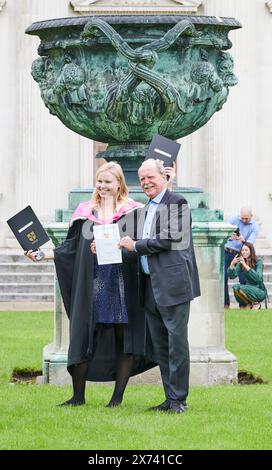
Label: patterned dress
xmin=93 ymin=258 xmax=128 ymax=324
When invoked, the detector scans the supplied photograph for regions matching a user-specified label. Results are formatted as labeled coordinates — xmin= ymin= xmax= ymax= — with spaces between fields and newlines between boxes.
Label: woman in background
xmin=228 ymin=242 xmax=267 ymax=310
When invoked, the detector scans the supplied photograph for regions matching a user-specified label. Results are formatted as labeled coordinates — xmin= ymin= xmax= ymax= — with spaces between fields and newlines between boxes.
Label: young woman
xmin=228 ymin=242 xmax=267 ymax=310
xmin=25 ymin=162 xmax=155 ymax=407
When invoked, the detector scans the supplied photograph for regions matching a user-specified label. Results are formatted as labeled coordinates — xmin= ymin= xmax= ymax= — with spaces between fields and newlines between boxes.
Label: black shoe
xmin=168 ymin=400 xmax=188 ymax=414
xmin=57 ymin=398 xmax=85 ymax=407
xmin=147 ymin=400 xmax=170 ymax=412
xmin=106 ymin=399 xmax=122 ymax=408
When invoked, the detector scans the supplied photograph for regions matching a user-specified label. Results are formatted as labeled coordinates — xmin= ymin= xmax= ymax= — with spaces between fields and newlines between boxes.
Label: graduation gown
xmin=54 ymin=207 xmax=156 ymax=381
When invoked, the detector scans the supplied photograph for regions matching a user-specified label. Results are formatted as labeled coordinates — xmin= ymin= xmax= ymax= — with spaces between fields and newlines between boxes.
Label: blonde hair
xmin=91 ymin=161 xmax=129 ymax=208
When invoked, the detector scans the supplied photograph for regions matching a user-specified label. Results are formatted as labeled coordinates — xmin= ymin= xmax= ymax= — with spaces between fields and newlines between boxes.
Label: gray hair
xmin=138 ymin=158 xmax=166 ymax=175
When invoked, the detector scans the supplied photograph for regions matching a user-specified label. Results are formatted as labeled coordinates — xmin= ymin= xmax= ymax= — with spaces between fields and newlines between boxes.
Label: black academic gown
xmin=54 ymin=211 xmax=156 ymax=381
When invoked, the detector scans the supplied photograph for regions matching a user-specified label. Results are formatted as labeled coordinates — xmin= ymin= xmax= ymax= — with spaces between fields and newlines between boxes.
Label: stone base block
xmin=190 ymin=347 xmax=238 ymax=385
xmin=48 ymin=360 xmax=72 ymax=386
xmin=43 ymin=346 xmax=237 ymax=386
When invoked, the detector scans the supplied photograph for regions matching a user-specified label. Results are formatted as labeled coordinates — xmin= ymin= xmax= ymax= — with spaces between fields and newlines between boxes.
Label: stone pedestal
xmin=54 ymin=186 xmax=221 ymax=223
xmin=43 ymin=216 xmax=237 ymax=386
xmin=189 ymin=222 xmax=238 ymax=385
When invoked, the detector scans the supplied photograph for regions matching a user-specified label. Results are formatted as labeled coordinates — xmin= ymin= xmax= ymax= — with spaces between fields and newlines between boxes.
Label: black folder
xmin=6 ymin=206 xmax=49 ymax=251
xmin=146 ymin=134 xmax=181 ymax=167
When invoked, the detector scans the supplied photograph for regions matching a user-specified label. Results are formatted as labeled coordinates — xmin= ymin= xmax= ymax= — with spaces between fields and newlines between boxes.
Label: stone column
xmin=189 ymin=223 xmax=237 ymax=385
xmin=42 ymin=224 xmax=70 ymax=384
xmin=0 ymin=0 xmax=17 ymax=246
xmin=177 ymin=1 xmax=257 ymax=220
xmin=255 ymin=0 xmax=272 ymax=246
xmin=16 ymin=0 xmax=93 ymax=218
xmin=2 ymin=0 xmax=93 ymax=249
xmin=202 ymin=0 xmax=257 ymax=218
xmin=177 ymin=127 xmax=208 ymax=191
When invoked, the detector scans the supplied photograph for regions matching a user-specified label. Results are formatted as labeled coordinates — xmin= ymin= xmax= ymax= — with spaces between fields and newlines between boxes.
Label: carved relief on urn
xmin=26 ymin=15 xmax=240 ymax=162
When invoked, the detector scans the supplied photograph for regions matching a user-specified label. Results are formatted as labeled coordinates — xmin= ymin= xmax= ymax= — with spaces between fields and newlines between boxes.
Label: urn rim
xmin=25 ymin=14 xmax=242 ymax=36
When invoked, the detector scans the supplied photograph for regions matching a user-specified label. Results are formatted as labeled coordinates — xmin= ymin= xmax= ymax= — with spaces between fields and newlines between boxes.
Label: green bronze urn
xmin=26 ymin=14 xmax=241 ymax=183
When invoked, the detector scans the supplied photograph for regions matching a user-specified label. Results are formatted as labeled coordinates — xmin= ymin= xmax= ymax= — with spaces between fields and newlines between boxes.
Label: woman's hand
xmin=90 ymin=240 xmax=97 ymax=254
xmin=230 ymin=254 xmax=240 ymax=269
xmin=24 ymin=250 xmax=39 ymax=262
xmin=239 ymin=256 xmax=250 ymax=270
xmin=24 ymin=249 xmax=53 ymax=261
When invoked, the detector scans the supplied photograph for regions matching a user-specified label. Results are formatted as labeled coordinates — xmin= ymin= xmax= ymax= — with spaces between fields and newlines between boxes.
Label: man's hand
xmin=231 ymin=233 xmax=245 ymax=242
xmin=119 ymin=236 xmax=135 ymax=252
xmin=165 ymin=162 xmax=176 ymax=190
xmin=231 ymin=234 xmax=239 ymax=241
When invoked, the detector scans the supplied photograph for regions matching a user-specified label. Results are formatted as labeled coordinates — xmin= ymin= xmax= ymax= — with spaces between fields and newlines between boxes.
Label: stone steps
xmin=263 ymin=263 xmax=272 ymax=273
xmin=0 ymin=282 xmax=54 ymax=293
xmin=0 ymin=249 xmax=55 ymax=303
xmin=259 ymin=273 xmax=272 ymax=282
xmin=0 ymin=273 xmax=54 ymax=283
xmin=1 ymin=245 xmax=271 ymax=307
xmin=0 ymin=293 xmax=54 ymax=302
xmin=0 ymin=262 xmax=54 ymax=273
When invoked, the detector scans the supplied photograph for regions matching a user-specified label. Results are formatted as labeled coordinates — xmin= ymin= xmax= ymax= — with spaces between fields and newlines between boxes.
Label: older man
xmin=224 ymin=206 xmax=259 ymax=308
xmin=120 ymin=159 xmax=200 ymax=413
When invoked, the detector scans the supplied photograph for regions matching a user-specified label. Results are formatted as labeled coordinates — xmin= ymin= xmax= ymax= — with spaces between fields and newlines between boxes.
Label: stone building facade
xmin=1 ymin=0 xmax=272 ymax=247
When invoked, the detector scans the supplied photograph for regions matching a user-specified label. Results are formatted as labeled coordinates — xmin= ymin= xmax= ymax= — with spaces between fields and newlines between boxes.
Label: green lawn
xmin=0 ymin=309 xmax=271 ymax=450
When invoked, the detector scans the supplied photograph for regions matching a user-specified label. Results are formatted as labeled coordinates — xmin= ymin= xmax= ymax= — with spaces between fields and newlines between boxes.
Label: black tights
xmin=58 ymin=361 xmax=88 ymax=406
xmin=59 ymin=324 xmax=133 ymax=407
xmin=107 ymin=324 xmax=134 ymax=407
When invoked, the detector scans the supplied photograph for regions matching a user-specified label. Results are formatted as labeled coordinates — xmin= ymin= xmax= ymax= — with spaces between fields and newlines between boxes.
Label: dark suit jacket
xmin=135 ymin=189 xmax=201 ymax=307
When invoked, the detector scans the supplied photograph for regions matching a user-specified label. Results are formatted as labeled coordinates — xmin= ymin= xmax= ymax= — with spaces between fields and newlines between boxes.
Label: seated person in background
xmin=227 ymin=242 xmax=266 ymax=310
xmin=224 ymin=207 xmax=259 ymax=308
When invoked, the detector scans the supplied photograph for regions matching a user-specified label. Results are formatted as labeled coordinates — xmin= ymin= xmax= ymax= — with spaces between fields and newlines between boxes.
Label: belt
xmin=225 ymin=247 xmax=240 ymax=255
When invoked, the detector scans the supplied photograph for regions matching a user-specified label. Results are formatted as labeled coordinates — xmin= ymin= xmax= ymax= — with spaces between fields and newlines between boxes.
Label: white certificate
xmin=93 ymin=224 xmax=122 ymax=265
